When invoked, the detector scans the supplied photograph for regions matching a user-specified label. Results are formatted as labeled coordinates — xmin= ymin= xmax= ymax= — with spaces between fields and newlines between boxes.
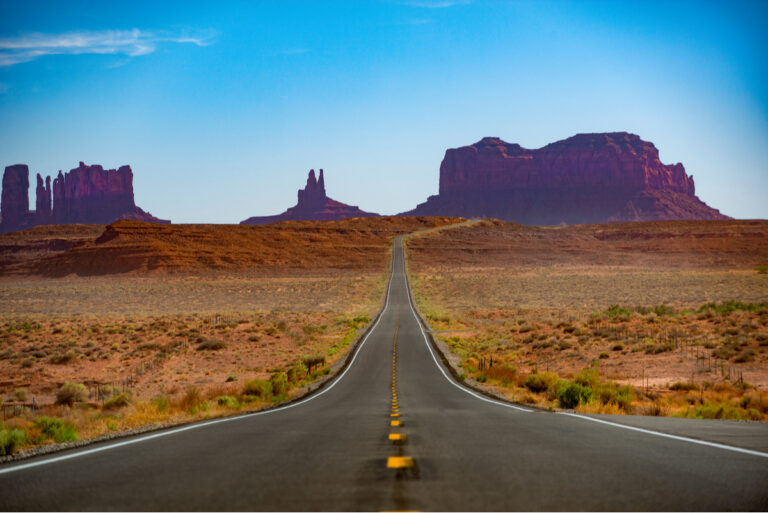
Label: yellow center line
xmin=387 ymin=456 xmax=414 ymax=469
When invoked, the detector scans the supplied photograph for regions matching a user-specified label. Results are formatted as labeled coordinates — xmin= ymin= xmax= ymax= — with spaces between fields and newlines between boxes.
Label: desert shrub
xmin=734 ymin=349 xmax=755 ymax=363
xmin=598 ymin=352 xmax=609 ymax=359
xmin=595 ymin=382 xmax=634 ymax=411
xmin=269 ymin=372 xmax=288 ymax=397
xmin=713 ymin=344 xmax=738 ymax=360
xmin=14 ymin=388 xmax=28 ymax=402
xmin=698 ymin=301 xmax=768 ymax=314
xmin=153 ymin=395 xmax=170 ymax=412
xmin=50 ymin=350 xmax=77 ymax=364
xmin=644 ymin=342 xmax=674 ymax=354
xmin=669 ymin=381 xmax=698 ymax=391
xmin=103 ymin=393 xmax=132 ymax=410
xmin=532 ymin=340 xmax=554 ymax=350
xmin=485 ymin=364 xmax=518 ymax=385
xmin=611 ymin=343 xmax=624 ymax=351
xmin=0 ymin=427 xmax=25 ymax=455
xmin=55 ymin=382 xmax=87 ymax=406
xmin=524 ymin=372 xmax=559 ymax=393
xmin=605 ymin=305 xmax=632 ymax=318
xmin=247 ymin=335 xmax=261 ymax=342
xmin=216 ymin=395 xmax=240 ymax=408
xmin=574 ymin=368 xmax=599 ymax=388
xmin=179 ymin=388 xmax=204 ymax=411
xmin=286 ymin=363 xmax=308 ymax=384
xmin=33 ymin=416 xmax=78 ymax=443
xmin=653 ymin=304 xmax=675 ymax=317
xmin=242 ymin=379 xmax=272 ymax=399
xmin=557 ymin=382 xmax=593 ymax=409
xmin=197 ymin=339 xmax=226 ymax=351
xmin=692 ymin=403 xmax=762 ymax=421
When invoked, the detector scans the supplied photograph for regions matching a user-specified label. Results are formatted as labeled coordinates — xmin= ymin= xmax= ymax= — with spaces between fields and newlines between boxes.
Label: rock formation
xmin=241 ymin=169 xmax=379 ymax=225
xmin=401 ymin=132 xmax=728 ymax=224
xmin=1 ymin=165 xmax=31 ymax=232
xmin=0 ymin=162 xmax=169 ymax=233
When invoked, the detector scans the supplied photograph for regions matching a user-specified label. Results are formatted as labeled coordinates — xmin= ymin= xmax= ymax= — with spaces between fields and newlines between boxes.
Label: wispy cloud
xmin=0 ymin=28 xmax=215 ymax=67
xmin=402 ymin=0 xmax=472 ymax=7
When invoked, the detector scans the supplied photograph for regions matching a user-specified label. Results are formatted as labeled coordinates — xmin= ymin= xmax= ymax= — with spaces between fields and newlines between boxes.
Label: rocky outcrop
xmin=241 ymin=169 xmax=379 ymax=225
xmin=0 ymin=162 xmax=169 ymax=233
xmin=1 ymin=165 xmax=31 ymax=232
xmin=401 ymin=132 xmax=728 ymax=224
xmin=35 ymin=174 xmax=52 ymax=223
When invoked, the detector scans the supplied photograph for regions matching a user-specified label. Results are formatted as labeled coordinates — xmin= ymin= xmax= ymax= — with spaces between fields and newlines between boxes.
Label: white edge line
xmin=558 ymin=412 xmax=768 ymax=459
xmin=0 ymin=246 xmax=398 ymax=476
xmin=401 ymin=239 xmax=768 ymax=460
xmin=399 ymin=238 xmax=532 ymax=413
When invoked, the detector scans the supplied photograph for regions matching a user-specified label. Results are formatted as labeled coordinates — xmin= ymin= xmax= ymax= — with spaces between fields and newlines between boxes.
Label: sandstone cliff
xmin=241 ymin=169 xmax=379 ymax=225
xmin=0 ymin=162 xmax=169 ymax=233
xmin=402 ymin=132 xmax=727 ymax=224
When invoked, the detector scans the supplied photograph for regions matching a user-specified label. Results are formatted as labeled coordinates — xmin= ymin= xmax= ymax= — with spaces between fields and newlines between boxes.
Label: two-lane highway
xmin=2 ymin=237 xmax=767 ymax=510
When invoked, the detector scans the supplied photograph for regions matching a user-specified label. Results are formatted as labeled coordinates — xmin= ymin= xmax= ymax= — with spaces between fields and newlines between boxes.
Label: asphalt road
xmin=2 ymin=237 xmax=767 ymax=511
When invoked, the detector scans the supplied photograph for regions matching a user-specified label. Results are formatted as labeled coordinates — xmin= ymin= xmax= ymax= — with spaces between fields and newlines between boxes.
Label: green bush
xmin=242 ymin=379 xmax=272 ymax=399
xmin=524 ymin=372 xmax=559 ymax=393
xmin=605 ymin=305 xmax=632 ymax=318
xmin=216 ymin=395 xmax=240 ymax=408
xmin=33 ymin=416 xmax=79 ymax=443
xmin=0 ymin=427 xmax=25 ymax=455
xmin=557 ymin=382 xmax=593 ymax=409
xmin=103 ymin=393 xmax=132 ymax=410
xmin=286 ymin=363 xmax=308 ymax=384
xmin=595 ymin=382 xmax=634 ymax=411
xmin=269 ymin=372 xmax=288 ymax=397
xmin=55 ymin=382 xmax=87 ymax=406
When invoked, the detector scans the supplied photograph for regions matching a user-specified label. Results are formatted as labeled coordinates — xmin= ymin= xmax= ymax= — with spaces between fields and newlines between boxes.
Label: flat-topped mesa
xmin=403 ymin=132 xmax=726 ymax=224
xmin=241 ymin=169 xmax=379 ymax=225
xmin=52 ymin=162 xmax=136 ymax=224
xmin=0 ymin=162 xmax=169 ymax=234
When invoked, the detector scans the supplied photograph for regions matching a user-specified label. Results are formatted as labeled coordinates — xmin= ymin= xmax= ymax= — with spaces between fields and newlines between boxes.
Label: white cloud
xmin=0 ymin=28 xmax=215 ymax=67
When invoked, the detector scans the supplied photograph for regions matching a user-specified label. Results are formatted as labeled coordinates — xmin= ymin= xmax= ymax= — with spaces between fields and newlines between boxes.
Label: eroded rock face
xmin=241 ymin=169 xmax=379 ymax=225
xmin=0 ymin=162 xmax=169 ymax=233
xmin=1 ymin=165 xmax=31 ymax=234
xmin=402 ymin=132 xmax=727 ymax=224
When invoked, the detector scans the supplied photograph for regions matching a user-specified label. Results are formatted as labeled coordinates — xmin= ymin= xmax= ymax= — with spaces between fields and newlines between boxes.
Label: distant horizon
xmin=1 ymin=1 xmax=766 ymax=222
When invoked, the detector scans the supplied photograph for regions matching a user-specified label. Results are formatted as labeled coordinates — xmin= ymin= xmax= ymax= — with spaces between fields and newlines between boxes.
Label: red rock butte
xmin=0 ymin=162 xmax=169 ymax=234
xmin=240 ymin=169 xmax=379 ymax=225
xmin=400 ymin=132 xmax=728 ymax=224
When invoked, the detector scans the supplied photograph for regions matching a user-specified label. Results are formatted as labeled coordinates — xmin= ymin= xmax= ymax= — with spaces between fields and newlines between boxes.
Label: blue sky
xmin=0 ymin=0 xmax=766 ymax=222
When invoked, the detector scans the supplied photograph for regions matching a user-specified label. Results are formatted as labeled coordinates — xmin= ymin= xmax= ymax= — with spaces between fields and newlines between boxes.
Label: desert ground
xmin=0 ymin=217 xmax=459 ymax=454
xmin=406 ymin=219 xmax=768 ymax=419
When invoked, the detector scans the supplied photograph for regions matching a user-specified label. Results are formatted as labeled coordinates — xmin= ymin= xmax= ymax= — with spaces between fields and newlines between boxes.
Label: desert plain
xmin=0 ymin=217 xmax=767 ymax=457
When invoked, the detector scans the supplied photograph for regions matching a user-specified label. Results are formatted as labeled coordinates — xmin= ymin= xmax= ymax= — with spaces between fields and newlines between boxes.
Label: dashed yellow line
xmin=387 ymin=456 xmax=414 ymax=469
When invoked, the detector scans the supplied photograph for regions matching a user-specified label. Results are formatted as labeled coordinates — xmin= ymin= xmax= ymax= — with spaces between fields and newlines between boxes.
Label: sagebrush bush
xmin=197 ymin=339 xmax=226 ymax=351
xmin=216 ymin=395 xmax=239 ymax=408
xmin=524 ymin=372 xmax=558 ymax=393
xmin=55 ymin=382 xmax=87 ymax=406
xmin=0 ymin=427 xmax=25 ymax=455
xmin=33 ymin=416 xmax=78 ymax=443
xmin=557 ymin=382 xmax=593 ymax=409
xmin=242 ymin=379 xmax=272 ymax=399
xmin=103 ymin=393 xmax=132 ymax=410
xmin=269 ymin=372 xmax=288 ymax=397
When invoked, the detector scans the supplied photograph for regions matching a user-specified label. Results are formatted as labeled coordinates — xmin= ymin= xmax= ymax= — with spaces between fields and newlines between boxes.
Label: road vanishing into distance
xmin=2 ymin=238 xmax=768 ymax=511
